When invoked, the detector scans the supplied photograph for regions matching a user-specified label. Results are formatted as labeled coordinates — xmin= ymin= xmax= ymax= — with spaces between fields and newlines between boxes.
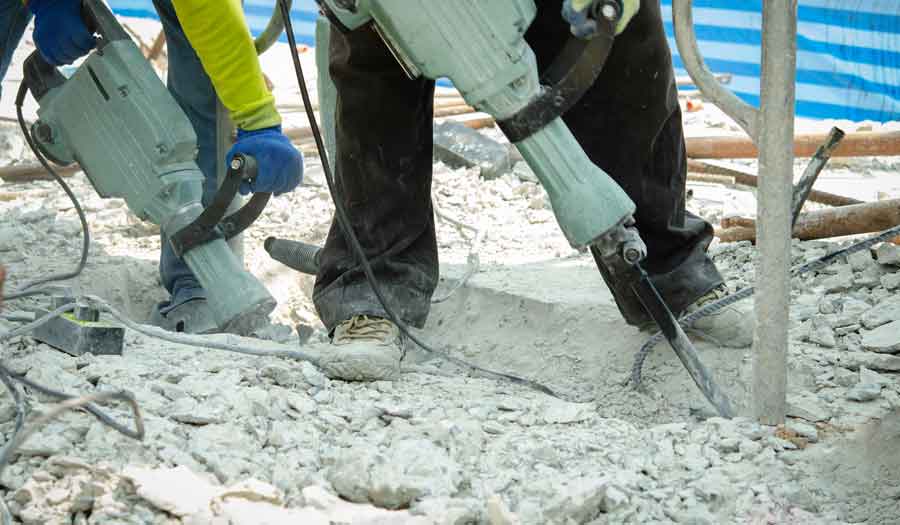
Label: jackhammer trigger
xmin=169 ymin=154 xmax=270 ymax=256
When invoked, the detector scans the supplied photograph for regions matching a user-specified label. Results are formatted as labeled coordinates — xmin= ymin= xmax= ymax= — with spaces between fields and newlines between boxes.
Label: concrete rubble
xmin=2 ymin=27 xmax=900 ymax=525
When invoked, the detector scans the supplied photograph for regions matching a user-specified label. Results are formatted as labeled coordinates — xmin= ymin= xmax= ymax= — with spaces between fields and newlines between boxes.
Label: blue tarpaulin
xmin=109 ymin=0 xmax=900 ymax=122
xmin=661 ymin=0 xmax=900 ymax=122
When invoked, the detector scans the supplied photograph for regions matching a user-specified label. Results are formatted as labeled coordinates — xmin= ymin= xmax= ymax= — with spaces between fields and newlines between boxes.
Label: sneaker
xmin=317 ymin=315 xmax=404 ymax=381
xmin=684 ymin=285 xmax=754 ymax=348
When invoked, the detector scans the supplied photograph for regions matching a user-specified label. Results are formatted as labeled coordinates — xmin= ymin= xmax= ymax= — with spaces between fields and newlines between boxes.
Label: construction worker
xmin=164 ymin=0 xmax=753 ymax=382
xmin=313 ymin=0 xmax=754 ymax=383
xmin=7 ymin=0 xmax=753 ymax=381
xmin=0 ymin=0 xmax=303 ymax=333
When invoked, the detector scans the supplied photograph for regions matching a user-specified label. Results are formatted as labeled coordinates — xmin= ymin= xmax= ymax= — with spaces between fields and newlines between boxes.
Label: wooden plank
xmin=0 ymin=163 xmax=79 ymax=183
xmin=687 ymin=131 xmax=900 ymax=159
xmin=716 ymin=199 xmax=900 ymax=243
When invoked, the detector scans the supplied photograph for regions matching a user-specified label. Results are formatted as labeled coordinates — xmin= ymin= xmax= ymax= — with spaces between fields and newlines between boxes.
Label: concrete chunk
xmin=846 ymin=383 xmax=881 ymax=402
xmin=860 ymin=297 xmax=900 ymax=329
xmin=834 ymin=352 xmax=900 ymax=372
xmin=861 ymin=320 xmax=900 ymax=354
xmin=881 ymin=273 xmax=900 ymax=290
xmin=874 ymin=243 xmax=900 ymax=266
xmin=786 ymin=392 xmax=832 ymax=422
xmin=433 ymin=121 xmax=511 ymax=179
xmin=806 ymin=316 xmax=836 ymax=348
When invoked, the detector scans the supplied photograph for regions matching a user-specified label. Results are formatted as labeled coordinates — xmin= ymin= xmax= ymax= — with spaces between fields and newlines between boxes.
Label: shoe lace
xmin=336 ymin=315 xmax=396 ymax=342
xmin=692 ymin=284 xmax=729 ymax=309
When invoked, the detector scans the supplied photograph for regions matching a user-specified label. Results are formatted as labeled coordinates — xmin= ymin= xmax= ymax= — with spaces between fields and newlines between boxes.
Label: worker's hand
xmin=562 ymin=0 xmax=640 ymax=39
xmin=29 ymin=0 xmax=97 ymax=66
xmin=227 ymin=126 xmax=303 ymax=196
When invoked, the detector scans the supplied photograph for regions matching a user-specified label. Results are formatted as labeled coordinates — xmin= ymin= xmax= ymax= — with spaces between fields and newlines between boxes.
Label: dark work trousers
xmin=313 ymin=0 xmax=724 ymax=331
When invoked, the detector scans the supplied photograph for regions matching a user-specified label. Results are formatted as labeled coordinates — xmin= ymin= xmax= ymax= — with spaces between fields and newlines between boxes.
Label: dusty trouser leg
xmin=0 ymin=0 xmax=30 ymax=100
xmin=148 ymin=0 xmax=220 ymax=333
xmin=312 ymin=25 xmax=438 ymax=333
xmin=525 ymin=0 xmax=723 ymax=326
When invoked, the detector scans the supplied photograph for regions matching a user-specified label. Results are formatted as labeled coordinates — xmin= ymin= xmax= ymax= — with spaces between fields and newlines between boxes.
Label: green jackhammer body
xmin=24 ymin=1 xmax=275 ymax=335
xmin=321 ymin=0 xmax=636 ymax=248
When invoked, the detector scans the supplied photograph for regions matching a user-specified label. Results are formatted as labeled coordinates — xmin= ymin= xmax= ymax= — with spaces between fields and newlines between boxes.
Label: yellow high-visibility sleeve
xmin=171 ymin=0 xmax=281 ymax=130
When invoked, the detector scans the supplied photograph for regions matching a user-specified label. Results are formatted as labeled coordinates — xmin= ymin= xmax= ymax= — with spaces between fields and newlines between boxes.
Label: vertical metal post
xmin=216 ymin=102 xmax=243 ymax=262
xmin=752 ymin=0 xmax=797 ymax=425
xmin=673 ymin=0 xmax=800 ymax=423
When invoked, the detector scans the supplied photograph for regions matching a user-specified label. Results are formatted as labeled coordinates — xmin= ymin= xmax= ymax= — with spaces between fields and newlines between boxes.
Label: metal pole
xmin=671 ymin=0 xmax=758 ymax=141
xmin=753 ymin=0 xmax=797 ymax=425
xmin=315 ymin=17 xmax=338 ymax=163
xmin=215 ymin=103 xmax=242 ymax=261
xmin=672 ymin=0 xmax=799 ymax=423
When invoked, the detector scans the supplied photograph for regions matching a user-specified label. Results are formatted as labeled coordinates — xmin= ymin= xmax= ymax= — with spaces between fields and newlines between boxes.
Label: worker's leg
xmin=0 ymin=0 xmax=31 ymax=99
xmin=152 ymin=0 xmax=219 ymax=314
xmin=525 ymin=1 xmax=724 ymax=326
xmin=312 ymin=25 xmax=438 ymax=334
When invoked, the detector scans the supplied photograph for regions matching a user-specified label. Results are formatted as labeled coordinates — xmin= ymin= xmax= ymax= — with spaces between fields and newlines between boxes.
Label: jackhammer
xmin=18 ymin=0 xmax=276 ymax=335
xmin=269 ymin=0 xmax=735 ymax=416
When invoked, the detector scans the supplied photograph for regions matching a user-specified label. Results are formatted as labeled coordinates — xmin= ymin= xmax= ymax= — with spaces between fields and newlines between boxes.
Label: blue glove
xmin=226 ymin=126 xmax=303 ymax=196
xmin=29 ymin=0 xmax=96 ymax=66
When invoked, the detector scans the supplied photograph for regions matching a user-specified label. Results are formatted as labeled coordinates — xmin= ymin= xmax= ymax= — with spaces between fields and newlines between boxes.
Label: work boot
xmin=684 ymin=285 xmax=754 ymax=348
xmin=148 ymin=298 xmax=217 ymax=334
xmin=317 ymin=315 xmax=404 ymax=381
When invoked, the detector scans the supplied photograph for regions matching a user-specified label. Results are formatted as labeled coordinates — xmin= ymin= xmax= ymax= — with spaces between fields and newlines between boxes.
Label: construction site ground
xmin=2 ymin=21 xmax=900 ymax=525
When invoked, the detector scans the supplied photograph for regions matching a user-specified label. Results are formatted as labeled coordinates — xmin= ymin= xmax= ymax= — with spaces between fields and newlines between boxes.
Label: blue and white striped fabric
xmin=108 ymin=0 xmax=900 ymax=122
xmin=661 ymin=0 xmax=899 ymax=122
xmin=108 ymin=0 xmax=319 ymax=46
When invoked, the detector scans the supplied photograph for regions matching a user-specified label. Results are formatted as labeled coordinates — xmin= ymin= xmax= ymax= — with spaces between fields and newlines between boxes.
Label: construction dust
xmin=2 ymin=35 xmax=900 ymax=525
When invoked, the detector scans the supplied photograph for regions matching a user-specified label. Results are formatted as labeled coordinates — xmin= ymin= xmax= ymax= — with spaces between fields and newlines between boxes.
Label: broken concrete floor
xmin=3 ymin=143 xmax=900 ymax=523
xmin=3 ymin=27 xmax=900 ymax=520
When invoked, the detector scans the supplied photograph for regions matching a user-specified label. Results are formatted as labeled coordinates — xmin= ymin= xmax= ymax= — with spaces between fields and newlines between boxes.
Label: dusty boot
xmin=148 ymin=298 xmax=217 ymax=334
xmin=684 ymin=285 xmax=754 ymax=348
xmin=317 ymin=315 xmax=404 ymax=381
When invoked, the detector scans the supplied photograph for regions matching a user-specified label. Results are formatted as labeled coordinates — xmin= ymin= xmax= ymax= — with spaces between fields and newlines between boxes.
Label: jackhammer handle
xmin=22 ymin=52 xmax=66 ymax=102
xmin=169 ymin=154 xmax=268 ymax=256
xmin=191 ymin=154 xmax=255 ymax=233
xmin=221 ymin=193 xmax=270 ymax=240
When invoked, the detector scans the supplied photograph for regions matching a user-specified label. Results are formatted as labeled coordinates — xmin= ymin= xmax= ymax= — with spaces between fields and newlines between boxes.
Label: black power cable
xmin=4 ymin=81 xmax=91 ymax=301
xmin=0 ymin=82 xmax=143 ymax=496
xmin=277 ymin=0 xmax=562 ymax=399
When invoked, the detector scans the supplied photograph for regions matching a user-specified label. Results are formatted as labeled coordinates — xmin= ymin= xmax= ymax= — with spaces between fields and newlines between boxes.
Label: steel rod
xmin=672 ymin=0 xmax=758 ymax=140
xmin=791 ymin=127 xmax=845 ymax=226
xmin=687 ymin=159 xmax=862 ymax=208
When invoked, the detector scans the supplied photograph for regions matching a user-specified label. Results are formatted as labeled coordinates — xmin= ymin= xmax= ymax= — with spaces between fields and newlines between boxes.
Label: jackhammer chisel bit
xmin=596 ymin=223 xmax=735 ymax=418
